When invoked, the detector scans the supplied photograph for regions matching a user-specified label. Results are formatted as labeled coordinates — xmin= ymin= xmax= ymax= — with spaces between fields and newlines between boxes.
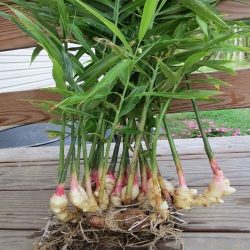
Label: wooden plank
xmin=0 ymin=231 xmax=250 ymax=250
xmin=0 ymin=230 xmax=36 ymax=250
xmin=0 ymin=136 xmax=249 ymax=163
xmin=0 ymin=89 xmax=60 ymax=126
xmin=217 ymin=0 xmax=250 ymax=20
xmin=158 ymin=232 xmax=250 ymax=250
xmin=0 ymin=186 xmax=249 ymax=231
xmin=170 ymin=69 xmax=250 ymax=113
xmin=0 ymin=6 xmax=36 ymax=52
xmin=0 ymin=154 xmax=249 ymax=190
xmin=184 ymin=186 xmax=250 ymax=231
xmin=1 ymin=68 xmax=250 ymax=125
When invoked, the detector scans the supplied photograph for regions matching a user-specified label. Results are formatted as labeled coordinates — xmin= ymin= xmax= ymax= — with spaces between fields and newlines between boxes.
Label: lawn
xmin=167 ymin=108 xmax=250 ymax=139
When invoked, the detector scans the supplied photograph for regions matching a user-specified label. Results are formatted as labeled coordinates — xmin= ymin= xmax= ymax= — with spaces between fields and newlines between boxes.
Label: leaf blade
xmin=138 ymin=0 xmax=158 ymax=41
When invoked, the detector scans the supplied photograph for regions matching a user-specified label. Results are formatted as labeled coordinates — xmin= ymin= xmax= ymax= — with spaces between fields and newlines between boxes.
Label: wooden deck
xmin=0 ymin=136 xmax=250 ymax=249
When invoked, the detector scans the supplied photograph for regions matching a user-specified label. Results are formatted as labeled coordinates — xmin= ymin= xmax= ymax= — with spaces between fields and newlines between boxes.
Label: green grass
xmin=166 ymin=108 xmax=250 ymax=138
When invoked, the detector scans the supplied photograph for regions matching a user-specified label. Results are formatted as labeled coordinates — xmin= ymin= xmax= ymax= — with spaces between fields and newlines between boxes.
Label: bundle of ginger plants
xmin=1 ymin=0 xmax=249 ymax=248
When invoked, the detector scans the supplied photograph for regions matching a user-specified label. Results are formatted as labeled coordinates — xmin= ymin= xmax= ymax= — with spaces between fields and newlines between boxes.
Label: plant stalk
xmin=187 ymin=81 xmax=222 ymax=176
xmin=163 ymin=116 xmax=187 ymax=188
xmin=124 ymin=62 xmax=159 ymax=204
xmin=108 ymin=135 xmax=121 ymax=174
xmin=58 ymin=112 xmax=66 ymax=180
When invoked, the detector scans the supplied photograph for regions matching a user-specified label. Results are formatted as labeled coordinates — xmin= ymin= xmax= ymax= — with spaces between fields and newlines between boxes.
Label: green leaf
xmin=182 ymin=51 xmax=209 ymax=74
xmin=57 ymin=0 xmax=69 ymax=37
xmin=47 ymin=87 xmax=74 ymax=97
xmin=56 ymin=59 xmax=132 ymax=107
xmin=119 ymin=0 xmax=144 ymax=21
xmin=186 ymin=76 xmax=231 ymax=87
xmin=116 ymin=127 xmax=141 ymax=136
xmin=135 ymin=89 xmax=222 ymax=100
xmin=198 ymin=61 xmax=235 ymax=75
xmin=173 ymin=22 xmax=187 ymax=39
xmin=52 ymin=59 xmax=67 ymax=90
xmin=82 ymin=59 xmax=132 ymax=103
xmin=138 ymin=0 xmax=158 ymax=41
xmin=181 ymin=0 xmax=228 ymax=29
xmin=70 ymin=23 xmax=97 ymax=61
xmin=103 ymin=101 xmax=117 ymax=112
xmin=207 ymin=33 xmax=233 ymax=47
xmin=196 ymin=16 xmax=208 ymax=36
xmin=30 ymin=45 xmax=43 ymax=65
xmin=120 ymin=85 xmax=147 ymax=117
xmin=71 ymin=0 xmax=132 ymax=52
xmin=79 ymin=53 xmax=121 ymax=89
xmin=159 ymin=61 xmax=180 ymax=85
xmin=8 ymin=6 xmax=63 ymax=77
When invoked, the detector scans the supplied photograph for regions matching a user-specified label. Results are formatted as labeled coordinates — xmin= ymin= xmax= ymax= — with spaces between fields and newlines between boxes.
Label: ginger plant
xmin=1 ymin=0 xmax=248 ymax=248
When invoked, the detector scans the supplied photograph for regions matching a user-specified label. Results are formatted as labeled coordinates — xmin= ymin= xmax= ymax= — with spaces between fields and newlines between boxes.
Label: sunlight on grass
xmin=167 ymin=108 xmax=250 ymax=138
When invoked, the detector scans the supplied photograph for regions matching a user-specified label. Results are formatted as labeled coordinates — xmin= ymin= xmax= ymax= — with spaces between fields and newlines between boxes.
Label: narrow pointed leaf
xmin=30 ymin=45 xmax=43 ymax=65
xmin=196 ymin=16 xmax=208 ymax=36
xmin=135 ymin=89 xmax=222 ymax=100
xmin=71 ymin=0 xmax=132 ymax=52
xmin=182 ymin=51 xmax=208 ymax=73
xmin=182 ymin=0 xmax=228 ymax=29
xmin=52 ymin=59 xmax=67 ymax=90
xmin=120 ymin=85 xmax=147 ymax=117
xmin=70 ymin=24 xmax=97 ymax=61
xmin=138 ymin=0 xmax=158 ymax=41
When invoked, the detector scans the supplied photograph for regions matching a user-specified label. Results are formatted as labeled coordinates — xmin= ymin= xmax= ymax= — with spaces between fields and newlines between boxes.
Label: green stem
xmin=114 ymin=141 xmax=128 ymax=193
xmin=76 ymin=132 xmax=81 ymax=179
xmin=88 ymin=112 xmax=104 ymax=167
xmin=58 ymin=112 xmax=66 ymax=180
xmin=191 ymin=98 xmax=213 ymax=160
xmin=163 ymin=116 xmax=187 ymax=188
xmin=151 ymin=72 xmax=184 ymax=179
xmin=96 ymin=123 xmax=105 ymax=189
xmin=112 ymin=0 xmax=120 ymax=43
xmin=139 ymin=154 xmax=147 ymax=193
xmin=108 ymin=135 xmax=121 ymax=174
xmin=186 ymin=81 xmax=213 ymax=159
xmin=70 ymin=115 xmax=78 ymax=176
xmin=81 ymin=124 xmax=92 ymax=194
xmin=114 ymin=118 xmax=133 ymax=187
xmin=187 ymin=81 xmax=222 ymax=176
xmin=58 ymin=116 xmax=82 ymax=183
xmin=99 ymin=68 xmax=132 ymax=202
xmin=124 ymin=63 xmax=159 ymax=204
xmin=151 ymin=98 xmax=172 ymax=177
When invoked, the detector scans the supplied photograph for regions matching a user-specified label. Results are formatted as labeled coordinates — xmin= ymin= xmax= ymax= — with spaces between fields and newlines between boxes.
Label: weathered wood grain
xmin=0 ymin=89 xmax=60 ymax=126
xmin=0 ymin=6 xmax=36 ymax=52
xmin=0 ymin=136 xmax=249 ymax=163
xmin=0 ymin=230 xmax=36 ymax=250
xmin=170 ymin=69 xmax=250 ymax=113
xmin=0 ymin=231 xmax=249 ymax=250
xmin=1 ymin=68 xmax=250 ymax=125
xmin=217 ymin=0 xmax=250 ymax=20
xmin=161 ymin=232 xmax=250 ymax=250
xmin=0 ymin=154 xmax=249 ymax=190
xmin=0 ymin=186 xmax=249 ymax=231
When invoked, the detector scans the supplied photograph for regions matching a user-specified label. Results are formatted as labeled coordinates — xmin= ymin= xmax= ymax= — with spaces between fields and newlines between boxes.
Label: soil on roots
xmin=34 ymin=207 xmax=184 ymax=250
